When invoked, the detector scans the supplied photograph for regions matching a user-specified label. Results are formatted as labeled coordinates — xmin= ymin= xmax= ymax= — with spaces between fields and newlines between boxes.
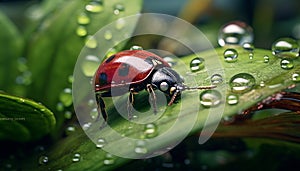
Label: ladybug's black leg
xmin=147 ymin=84 xmax=157 ymax=114
xmin=96 ymin=93 xmax=107 ymax=122
xmin=127 ymin=88 xmax=135 ymax=120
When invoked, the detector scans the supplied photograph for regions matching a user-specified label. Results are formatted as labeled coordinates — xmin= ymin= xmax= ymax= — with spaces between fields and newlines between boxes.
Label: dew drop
xmin=115 ymin=18 xmax=125 ymax=30
xmin=113 ymin=4 xmax=125 ymax=15
xmin=135 ymin=140 xmax=148 ymax=154
xmin=77 ymin=13 xmax=90 ymax=25
xmin=85 ymin=1 xmax=104 ymax=13
xmin=17 ymin=57 xmax=28 ymax=72
xmin=103 ymin=153 xmax=115 ymax=165
xmin=249 ymin=52 xmax=254 ymax=60
xmin=68 ymin=75 xmax=74 ymax=83
xmin=85 ymin=35 xmax=98 ymax=48
xmin=199 ymin=90 xmax=222 ymax=107
xmin=104 ymin=30 xmax=113 ymax=40
xmin=224 ymin=49 xmax=238 ymax=62
xmin=82 ymin=122 xmax=92 ymax=130
xmin=81 ymin=55 xmax=100 ymax=77
xmin=190 ymin=57 xmax=205 ymax=72
xmin=263 ymin=55 xmax=269 ymax=63
xmin=76 ymin=26 xmax=87 ymax=37
xmin=218 ymin=21 xmax=253 ymax=47
xmin=96 ymin=138 xmax=106 ymax=148
xmin=130 ymin=45 xmax=143 ymax=50
xmin=105 ymin=48 xmax=117 ymax=58
xmin=271 ymin=37 xmax=299 ymax=58
xmin=280 ymin=59 xmax=294 ymax=70
xmin=38 ymin=155 xmax=49 ymax=165
xmin=65 ymin=126 xmax=76 ymax=135
xmin=242 ymin=42 xmax=254 ymax=51
xmin=72 ymin=153 xmax=81 ymax=162
xmin=260 ymin=81 xmax=265 ymax=87
xmin=163 ymin=56 xmax=177 ymax=67
xmin=229 ymin=73 xmax=256 ymax=93
xmin=211 ymin=74 xmax=223 ymax=85
xmin=144 ymin=123 xmax=158 ymax=138
xmin=59 ymin=88 xmax=72 ymax=107
xmin=64 ymin=111 xmax=72 ymax=119
xmin=227 ymin=94 xmax=239 ymax=105
xmin=292 ymin=73 xmax=300 ymax=82
xmin=90 ymin=108 xmax=98 ymax=120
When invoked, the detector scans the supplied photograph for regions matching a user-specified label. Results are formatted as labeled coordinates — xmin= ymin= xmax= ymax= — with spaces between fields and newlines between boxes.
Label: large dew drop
xmin=218 ymin=21 xmax=254 ymax=47
xmin=190 ymin=57 xmax=205 ymax=72
xmin=223 ymin=49 xmax=238 ymax=62
xmin=77 ymin=13 xmax=90 ymax=25
xmin=271 ymin=37 xmax=299 ymax=58
xmin=81 ymin=55 xmax=100 ymax=77
xmin=280 ymin=59 xmax=294 ymax=70
xmin=199 ymin=90 xmax=222 ymax=107
xmin=85 ymin=35 xmax=98 ymax=49
xmin=229 ymin=73 xmax=256 ymax=93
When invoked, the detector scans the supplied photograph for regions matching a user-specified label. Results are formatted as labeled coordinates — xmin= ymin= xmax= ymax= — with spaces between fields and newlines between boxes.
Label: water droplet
xmin=85 ymin=35 xmax=98 ymax=48
xmin=85 ymin=1 xmax=104 ymax=13
xmin=292 ymin=73 xmax=300 ymax=82
xmin=163 ymin=56 xmax=177 ymax=67
xmin=280 ymin=59 xmax=294 ymax=70
xmin=190 ymin=57 xmax=204 ymax=72
xmin=38 ymin=155 xmax=49 ymax=165
xmin=229 ymin=73 xmax=256 ymax=93
xmin=90 ymin=108 xmax=98 ymax=120
xmin=77 ymin=13 xmax=90 ymax=25
xmin=130 ymin=45 xmax=143 ymax=50
xmin=76 ymin=26 xmax=87 ymax=37
xmin=64 ymin=111 xmax=72 ymax=119
xmin=263 ymin=55 xmax=269 ymax=63
xmin=144 ymin=123 xmax=158 ymax=138
xmin=218 ymin=21 xmax=253 ymax=47
xmin=211 ymin=74 xmax=223 ymax=85
xmin=82 ymin=122 xmax=92 ymax=130
xmin=72 ymin=153 xmax=81 ymax=162
xmin=227 ymin=94 xmax=239 ymax=105
xmin=249 ymin=52 xmax=254 ymax=60
xmin=260 ymin=81 xmax=265 ymax=87
xmin=104 ymin=30 xmax=112 ymax=40
xmin=81 ymin=55 xmax=100 ymax=77
xmin=59 ymin=88 xmax=72 ymax=107
xmin=65 ymin=126 xmax=76 ymax=135
xmin=115 ymin=18 xmax=125 ymax=30
xmin=224 ymin=49 xmax=238 ymax=62
xmin=68 ymin=75 xmax=74 ymax=83
xmin=56 ymin=102 xmax=64 ymax=112
xmin=105 ymin=48 xmax=117 ymax=58
xmin=96 ymin=138 xmax=106 ymax=148
xmin=242 ymin=42 xmax=254 ymax=51
xmin=87 ymin=99 xmax=95 ymax=106
xmin=271 ymin=37 xmax=299 ymax=58
xmin=113 ymin=4 xmax=125 ymax=15
xmin=199 ymin=90 xmax=222 ymax=107
xmin=135 ymin=140 xmax=148 ymax=154
xmin=103 ymin=153 xmax=115 ymax=165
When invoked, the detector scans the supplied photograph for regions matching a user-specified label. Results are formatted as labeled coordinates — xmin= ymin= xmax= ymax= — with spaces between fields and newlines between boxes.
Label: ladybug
xmin=94 ymin=50 xmax=215 ymax=122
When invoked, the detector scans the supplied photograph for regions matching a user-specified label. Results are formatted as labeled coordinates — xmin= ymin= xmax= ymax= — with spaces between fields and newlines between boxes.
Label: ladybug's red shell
xmin=94 ymin=50 xmax=170 ymax=95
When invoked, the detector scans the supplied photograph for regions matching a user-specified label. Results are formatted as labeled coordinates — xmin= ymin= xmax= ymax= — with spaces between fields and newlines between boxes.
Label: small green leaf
xmin=0 ymin=93 xmax=55 ymax=142
xmin=32 ymin=47 xmax=300 ymax=170
xmin=0 ymin=11 xmax=23 ymax=94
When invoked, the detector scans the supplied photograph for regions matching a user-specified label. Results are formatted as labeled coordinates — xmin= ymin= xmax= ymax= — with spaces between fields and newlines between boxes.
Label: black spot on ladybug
xmin=99 ymin=72 xmax=108 ymax=85
xmin=118 ymin=63 xmax=130 ymax=76
xmin=105 ymin=55 xmax=115 ymax=63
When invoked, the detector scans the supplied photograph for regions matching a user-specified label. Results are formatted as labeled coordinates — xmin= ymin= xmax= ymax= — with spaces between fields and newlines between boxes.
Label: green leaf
xmin=31 ymin=47 xmax=300 ymax=170
xmin=0 ymin=93 xmax=55 ymax=142
xmin=0 ymin=11 xmax=23 ymax=94
xmin=24 ymin=0 xmax=143 ymax=134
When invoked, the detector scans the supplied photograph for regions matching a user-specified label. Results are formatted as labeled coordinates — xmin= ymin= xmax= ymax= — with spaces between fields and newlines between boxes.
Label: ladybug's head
xmin=151 ymin=67 xmax=185 ymax=105
xmin=151 ymin=67 xmax=217 ymax=105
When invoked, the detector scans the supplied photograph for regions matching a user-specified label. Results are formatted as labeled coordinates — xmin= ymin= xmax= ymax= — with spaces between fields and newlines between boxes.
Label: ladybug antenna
xmin=184 ymin=85 xmax=217 ymax=90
